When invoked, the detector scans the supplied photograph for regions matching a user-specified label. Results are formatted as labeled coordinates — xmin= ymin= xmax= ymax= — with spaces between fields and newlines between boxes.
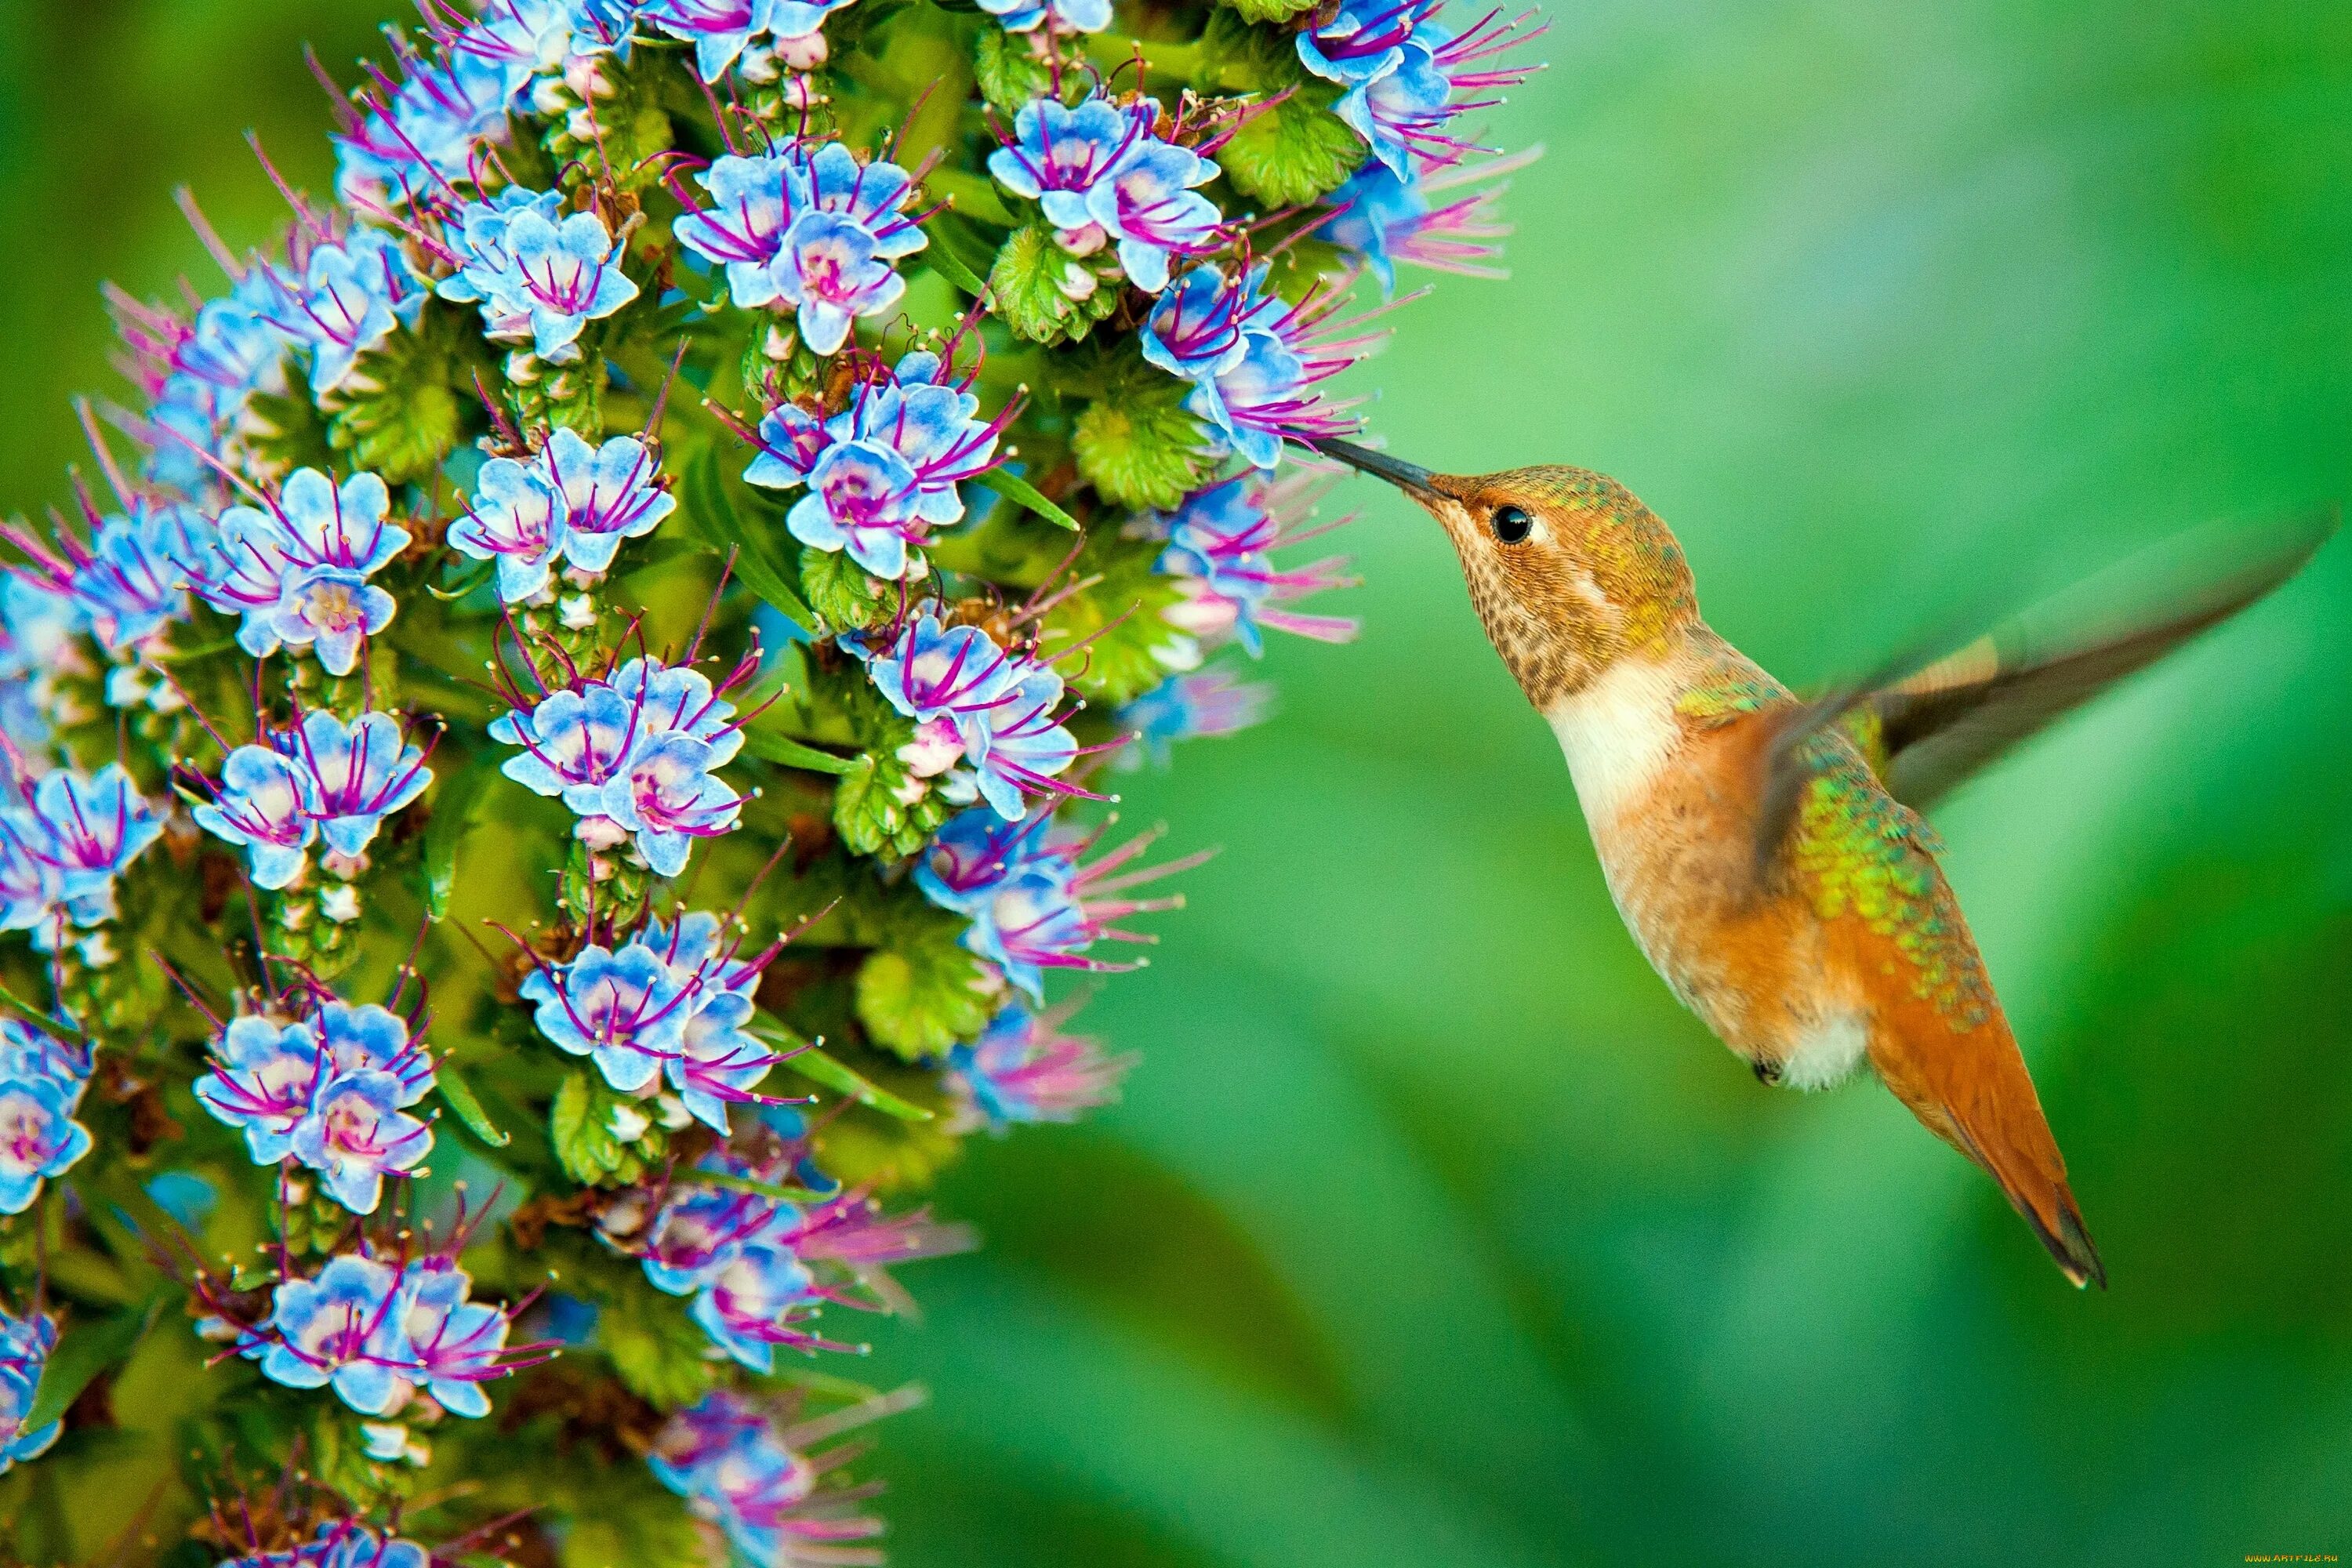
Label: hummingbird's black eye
xmin=1490 ymin=504 xmax=1534 ymax=544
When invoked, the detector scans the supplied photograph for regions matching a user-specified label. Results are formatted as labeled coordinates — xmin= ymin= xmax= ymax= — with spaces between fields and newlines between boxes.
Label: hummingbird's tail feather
xmin=1864 ymin=1006 xmax=2107 ymax=1289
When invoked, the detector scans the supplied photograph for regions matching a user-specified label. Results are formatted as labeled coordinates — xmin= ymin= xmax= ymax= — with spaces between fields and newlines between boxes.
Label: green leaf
xmin=597 ymin=1280 xmax=713 ymax=1407
xmin=752 ymin=1019 xmax=937 ymax=1121
xmin=550 ymin=1070 xmax=655 ymax=1185
xmin=920 ymin=220 xmax=991 ymax=296
xmin=1194 ymin=8 xmax=1311 ymax=87
xmin=924 ymin=168 xmax=1021 ymax=230
xmin=976 ymin=466 xmax=1080 ymax=531
xmin=26 ymin=1296 xmax=163 ymax=1432
xmin=436 ymin=1062 xmax=512 ymax=1148
xmin=677 ymin=1168 xmax=831 ymax=1204
xmin=1218 ymin=82 xmax=1366 ymax=205
xmin=800 ymin=546 xmax=895 ymax=633
xmin=1075 ymin=375 xmax=1216 ymax=509
xmin=855 ymin=917 xmax=998 ymax=1059
xmin=975 ymin=24 xmax=1055 ymax=116
xmin=988 ymin=222 xmax=1123 ymax=347
xmin=420 ymin=754 xmax=503 ymax=920
xmin=683 ymin=444 xmax=814 ymax=630
xmin=739 ymin=729 xmax=861 ymax=775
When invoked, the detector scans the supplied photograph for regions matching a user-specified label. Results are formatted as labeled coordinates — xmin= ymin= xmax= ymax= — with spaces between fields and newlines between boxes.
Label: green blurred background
xmin=5 ymin=1 xmax=2350 ymax=1562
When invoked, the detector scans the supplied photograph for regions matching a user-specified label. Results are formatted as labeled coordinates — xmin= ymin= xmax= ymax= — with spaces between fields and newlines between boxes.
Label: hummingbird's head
xmin=1315 ymin=440 xmax=1700 ymax=706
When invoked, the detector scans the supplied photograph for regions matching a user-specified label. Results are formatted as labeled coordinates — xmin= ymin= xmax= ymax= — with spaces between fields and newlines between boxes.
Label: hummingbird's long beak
xmin=1309 ymin=437 xmax=1442 ymax=503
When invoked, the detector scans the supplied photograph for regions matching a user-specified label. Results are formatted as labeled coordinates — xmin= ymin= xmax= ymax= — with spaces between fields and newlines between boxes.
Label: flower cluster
xmin=650 ymin=1391 xmax=882 ymax=1563
xmin=0 ymin=1018 xmax=93 ymax=1214
xmin=914 ymin=808 xmax=1198 ymax=1000
xmin=232 ymin=1253 xmax=532 ymax=1417
xmin=492 ymin=652 xmax=750 ymax=874
xmin=194 ymin=466 xmax=411 ymax=675
xmin=521 ymin=909 xmax=784 ymax=1120
xmin=990 ymin=93 xmax=1225 ymax=293
xmin=1298 ymin=0 xmax=1545 ymax=176
xmin=218 ymin=1519 xmax=431 ymax=1568
xmin=851 ymin=609 xmax=1086 ymax=820
xmin=673 ymin=139 xmax=929 ymax=354
xmin=437 ymin=186 xmax=640 ymax=361
xmin=634 ymin=1150 xmax=938 ymax=1370
xmin=743 ymin=349 xmax=1010 ymax=579
xmin=1150 ymin=472 xmax=1360 ymax=655
xmin=449 ymin=425 xmax=676 ymax=601
xmin=0 ymin=1307 xmax=62 ymax=1474
xmin=194 ymin=999 xmax=436 ymax=1214
xmin=0 ymin=764 xmax=165 ymax=943
xmin=0 ymin=0 xmax=1541 ymax=1548
xmin=192 ymin=708 xmax=434 ymax=892
xmin=1142 ymin=263 xmax=1384 ymax=466
xmin=948 ymin=1003 xmax=1131 ymax=1131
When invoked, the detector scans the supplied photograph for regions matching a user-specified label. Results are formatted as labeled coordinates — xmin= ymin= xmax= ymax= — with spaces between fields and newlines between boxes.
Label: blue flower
xmin=273 ymin=709 xmax=434 ymax=858
xmin=641 ymin=0 xmax=777 ymax=81
xmin=0 ymin=1019 xmax=91 ymax=1104
xmin=257 ymin=230 xmax=425 ymax=394
xmin=687 ymin=1238 xmax=816 ymax=1371
xmin=978 ymin=0 xmax=1112 ymax=34
xmin=289 ymin=1069 xmax=433 ymax=1214
xmin=336 ymin=48 xmax=519 ymax=208
xmin=987 ymin=96 xmax=1150 ymax=229
xmin=912 ymin=807 xmax=1049 ymax=916
xmin=672 ymin=989 xmax=775 ymax=1131
xmin=493 ymin=682 xmax=639 ymax=810
xmin=1116 ymin=668 xmax=1272 ymax=767
xmin=0 ymin=1075 xmax=91 ymax=1214
xmin=1083 ymin=139 xmax=1222 ymax=294
xmin=859 ymin=611 xmax=1081 ymax=818
xmin=494 ymin=655 xmax=745 ymax=872
xmin=960 ymin=860 xmax=1089 ymax=1001
xmin=949 ymin=1004 xmax=1128 ymax=1130
xmin=520 ymin=939 xmax=693 ymax=1092
xmin=772 ymin=209 xmax=905 ymax=356
xmin=641 ymin=1173 xmax=784 ymax=1294
xmin=673 ymin=140 xmax=926 ymax=348
xmin=1156 ymin=475 xmax=1359 ymax=652
xmin=448 ymin=448 xmax=569 ymax=602
xmin=746 ymin=350 xmax=1006 ymax=578
xmin=191 ymin=743 xmax=317 ymax=890
xmin=193 ymin=1014 xmax=326 ymax=1164
xmin=437 ymin=186 xmax=567 ymax=310
xmin=1138 ymin=263 xmax=1265 ymax=384
xmin=788 ymin=439 xmax=924 ymax=579
xmin=194 ymin=1002 xmax=434 ymax=1210
xmin=477 ymin=206 xmax=641 ymax=361
xmin=197 ymin=466 xmax=409 ymax=674
xmin=2 ymin=764 xmax=165 ymax=925
xmin=395 ymin=1258 xmax=514 ymax=1418
xmin=223 ymin=1521 xmax=433 ymax=1568
xmin=650 ymin=1392 xmax=877 ymax=1563
xmin=253 ymin=1254 xmax=414 ymax=1415
xmin=143 ymin=1169 xmax=220 ymax=1229
xmin=596 ymin=730 xmax=742 ymax=877
xmin=539 ymin=427 xmax=676 ymax=573
xmin=0 ymin=1308 xmax=60 ymax=1473
xmin=1298 ymin=0 xmax=1544 ymax=176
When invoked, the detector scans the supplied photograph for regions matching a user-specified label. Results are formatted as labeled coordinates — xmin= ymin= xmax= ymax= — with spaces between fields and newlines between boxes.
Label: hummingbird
xmin=1312 ymin=437 xmax=2332 ymax=1287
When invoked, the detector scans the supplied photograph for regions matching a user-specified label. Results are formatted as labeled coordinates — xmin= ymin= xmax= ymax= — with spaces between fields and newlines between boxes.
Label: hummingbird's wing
xmin=1750 ymin=509 xmax=2333 ymax=882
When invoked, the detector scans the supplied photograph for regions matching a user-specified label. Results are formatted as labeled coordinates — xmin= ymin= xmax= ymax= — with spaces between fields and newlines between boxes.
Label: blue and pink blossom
xmin=989 ymin=94 xmax=1221 ymax=292
xmin=1155 ymin=474 xmax=1359 ymax=653
xmin=949 ymin=1004 xmax=1131 ymax=1130
xmin=1117 ymin=668 xmax=1273 ymax=767
xmin=672 ymin=140 xmax=927 ymax=352
xmin=745 ymin=349 xmax=1007 ymax=580
xmin=0 ymin=1308 xmax=61 ymax=1473
xmin=196 ymin=465 xmax=410 ymax=675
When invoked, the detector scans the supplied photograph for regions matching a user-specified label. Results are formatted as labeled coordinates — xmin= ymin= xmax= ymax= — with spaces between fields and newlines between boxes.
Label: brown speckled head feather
xmin=1421 ymin=466 xmax=1700 ymax=706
